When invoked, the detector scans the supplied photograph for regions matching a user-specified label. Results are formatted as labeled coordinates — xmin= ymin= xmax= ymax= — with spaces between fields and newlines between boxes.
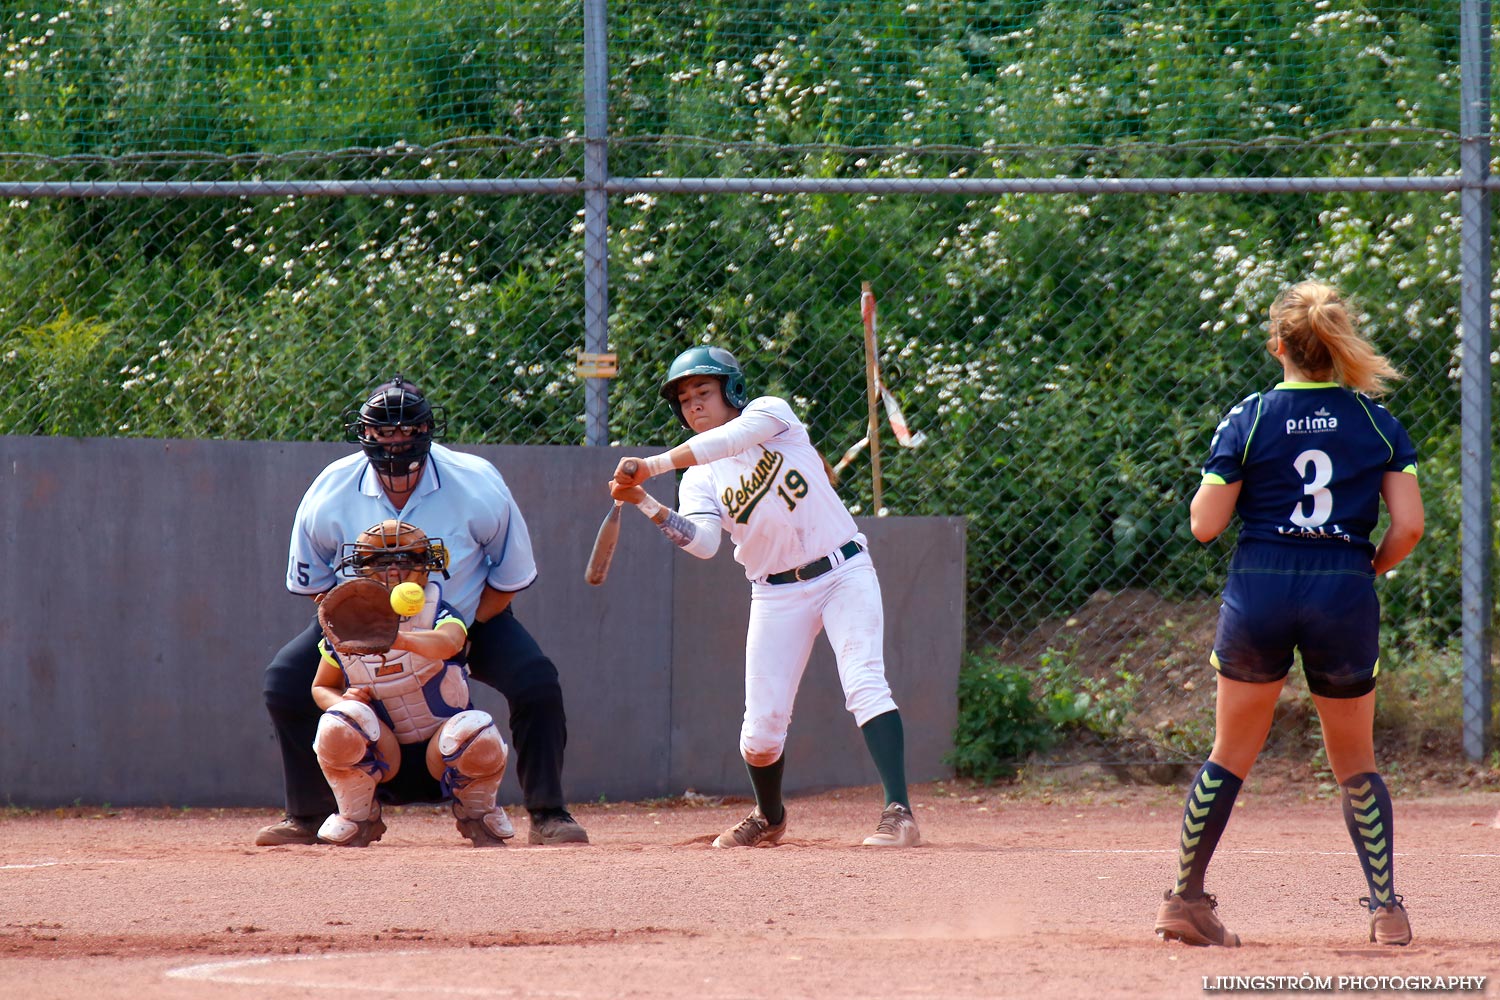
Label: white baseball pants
xmin=739 ymin=553 xmax=898 ymax=765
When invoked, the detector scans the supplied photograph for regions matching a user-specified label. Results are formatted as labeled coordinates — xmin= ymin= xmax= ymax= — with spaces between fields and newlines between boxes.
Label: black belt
xmin=766 ymin=540 xmax=863 ymax=585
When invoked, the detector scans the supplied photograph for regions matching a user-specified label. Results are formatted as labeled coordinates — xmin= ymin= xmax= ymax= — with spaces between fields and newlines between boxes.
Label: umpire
xmin=257 ymin=376 xmax=588 ymax=847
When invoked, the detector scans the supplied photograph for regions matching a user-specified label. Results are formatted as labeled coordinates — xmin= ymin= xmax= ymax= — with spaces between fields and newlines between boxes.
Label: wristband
xmin=642 ymin=453 xmax=675 ymax=478
xmin=637 ymin=495 xmax=663 ymax=519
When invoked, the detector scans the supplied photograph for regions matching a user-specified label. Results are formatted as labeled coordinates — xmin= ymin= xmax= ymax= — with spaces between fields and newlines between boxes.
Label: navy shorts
xmin=1211 ymin=541 xmax=1381 ymax=699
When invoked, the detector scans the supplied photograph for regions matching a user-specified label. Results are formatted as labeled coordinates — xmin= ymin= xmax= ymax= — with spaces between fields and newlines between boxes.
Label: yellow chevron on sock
xmin=1347 ymin=780 xmax=1372 ymax=797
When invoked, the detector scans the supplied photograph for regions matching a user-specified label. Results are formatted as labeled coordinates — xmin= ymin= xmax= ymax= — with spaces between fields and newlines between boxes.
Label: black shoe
xmin=528 ymin=809 xmax=589 ymax=845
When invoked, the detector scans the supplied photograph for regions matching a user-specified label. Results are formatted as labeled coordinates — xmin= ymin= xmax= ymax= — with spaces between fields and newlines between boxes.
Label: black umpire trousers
xmin=262 ymin=607 xmax=570 ymax=819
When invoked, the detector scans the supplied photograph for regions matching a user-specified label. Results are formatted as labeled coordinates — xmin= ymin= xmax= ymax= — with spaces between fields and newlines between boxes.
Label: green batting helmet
xmin=659 ymin=346 xmax=749 ymax=428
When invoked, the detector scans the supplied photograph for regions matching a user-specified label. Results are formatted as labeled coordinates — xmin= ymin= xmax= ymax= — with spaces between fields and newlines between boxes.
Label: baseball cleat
xmin=713 ymin=806 xmax=788 ymax=848
xmin=528 ymin=810 xmax=590 ymax=845
xmin=254 ymin=815 xmax=322 ymax=847
xmin=1154 ymin=890 xmax=1241 ymax=947
xmin=1362 ymin=896 xmax=1412 ymax=946
xmin=317 ymin=811 xmax=387 ymax=848
xmin=862 ymin=802 xmax=921 ymax=847
xmin=454 ymin=804 xmax=515 ymax=847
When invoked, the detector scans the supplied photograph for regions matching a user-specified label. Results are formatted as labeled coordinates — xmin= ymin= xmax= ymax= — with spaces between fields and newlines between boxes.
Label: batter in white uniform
xmin=612 ymin=346 xmax=919 ymax=848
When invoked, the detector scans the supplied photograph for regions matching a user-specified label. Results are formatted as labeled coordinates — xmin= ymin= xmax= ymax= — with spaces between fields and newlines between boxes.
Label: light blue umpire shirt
xmin=286 ymin=443 xmax=538 ymax=624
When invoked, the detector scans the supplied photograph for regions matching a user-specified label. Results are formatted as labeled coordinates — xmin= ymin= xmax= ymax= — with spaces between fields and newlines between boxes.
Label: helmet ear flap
xmin=722 ymin=373 xmax=749 ymax=409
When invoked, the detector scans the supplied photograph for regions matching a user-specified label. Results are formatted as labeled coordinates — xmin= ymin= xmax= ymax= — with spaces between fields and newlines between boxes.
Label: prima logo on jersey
xmin=722 ymin=448 xmax=785 ymax=524
xmin=1286 ymin=408 xmax=1338 ymax=435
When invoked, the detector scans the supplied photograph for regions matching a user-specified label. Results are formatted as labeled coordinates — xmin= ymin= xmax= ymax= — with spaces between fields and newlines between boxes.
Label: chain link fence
xmin=1 ymin=1 xmax=1492 ymax=761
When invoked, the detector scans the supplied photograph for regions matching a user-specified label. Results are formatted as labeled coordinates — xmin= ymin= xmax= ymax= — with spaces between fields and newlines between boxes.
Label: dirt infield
xmin=3 ymin=781 xmax=1497 ymax=1000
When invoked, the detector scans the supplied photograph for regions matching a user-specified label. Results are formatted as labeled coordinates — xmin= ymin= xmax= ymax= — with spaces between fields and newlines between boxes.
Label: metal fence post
xmin=1459 ymin=0 xmax=1494 ymax=762
xmin=582 ymin=0 xmax=611 ymax=446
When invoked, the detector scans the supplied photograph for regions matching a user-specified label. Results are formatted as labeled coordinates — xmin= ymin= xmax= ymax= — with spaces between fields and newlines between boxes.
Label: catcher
xmin=310 ymin=519 xmax=513 ymax=848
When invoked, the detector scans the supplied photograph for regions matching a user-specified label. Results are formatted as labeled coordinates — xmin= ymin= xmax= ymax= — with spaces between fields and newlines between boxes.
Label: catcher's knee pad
xmin=314 ymin=700 xmax=381 ymax=767
xmin=438 ymin=710 xmax=508 ymax=817
xmin=314 ymin=700 xmax=383 ymax=822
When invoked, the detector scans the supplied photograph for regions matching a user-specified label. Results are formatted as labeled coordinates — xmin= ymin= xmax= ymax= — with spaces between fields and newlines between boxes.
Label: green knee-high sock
xmin=1173 ymin=760 xmax=1243 ymax=898
xmin=860 ymin=709 xmax=909 ymax=809
xmin=1341 ymin=772 xmax=1397 ymax=910
xmin=746 ymin=757 xmax=785 ymax=825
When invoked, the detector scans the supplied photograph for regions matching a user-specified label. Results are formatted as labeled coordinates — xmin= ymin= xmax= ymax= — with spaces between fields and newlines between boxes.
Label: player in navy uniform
xmin=257 ymin=376 xmax=589 ymax=847
xmin=1153 ymin=282 xmax=1424 ymax=948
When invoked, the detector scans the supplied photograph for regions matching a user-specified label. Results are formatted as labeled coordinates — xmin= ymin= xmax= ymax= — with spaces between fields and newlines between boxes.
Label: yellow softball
xmin=389 ymin=581 xmax=426 ymax=617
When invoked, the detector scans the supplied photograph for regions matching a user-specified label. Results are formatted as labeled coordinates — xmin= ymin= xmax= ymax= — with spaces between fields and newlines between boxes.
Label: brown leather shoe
xmin=1155 ymin=890 xmax=1241 ymax=947
xmin=253 ymin=815 xmax=321 ymax=847
xmin=528 ymin=810 xmax=589 ymax=845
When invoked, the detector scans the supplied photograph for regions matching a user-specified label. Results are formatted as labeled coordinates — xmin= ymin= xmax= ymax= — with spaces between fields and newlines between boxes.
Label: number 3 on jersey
xmin=777 ymin=468 xmax=808 ymax=510
xmin=1290 ymin=449 xmax=1333 ymax=527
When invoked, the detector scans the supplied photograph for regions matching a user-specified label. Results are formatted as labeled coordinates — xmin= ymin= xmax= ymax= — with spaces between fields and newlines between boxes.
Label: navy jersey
xmin=1203 ymin=381 xmax=1418 ymax=552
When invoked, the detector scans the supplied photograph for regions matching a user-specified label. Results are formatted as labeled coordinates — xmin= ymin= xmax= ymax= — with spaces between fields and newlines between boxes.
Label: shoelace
xmin=733 ymin=814 xmax=769 ymax=840
xmin=1359 ymin=894 xmax=1405 ymax=912
xmin=876 ymin=808 xmax=908 ymax=834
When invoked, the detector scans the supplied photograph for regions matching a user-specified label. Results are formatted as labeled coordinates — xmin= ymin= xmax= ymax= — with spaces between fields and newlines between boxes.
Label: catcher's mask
xmin=659 ymin=345 xmax=749 ymax=429
xmin=338 ymin=519 xmax=450 ymax=582
xmin=344 ymin=375 xmax=446 ymax=479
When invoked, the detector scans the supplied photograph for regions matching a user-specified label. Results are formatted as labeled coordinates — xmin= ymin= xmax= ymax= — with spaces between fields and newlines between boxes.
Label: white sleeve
xmin=683 ymin=397 xmax=792 ymax=464
xmin=677 ymin=510 xmax=722 ymax=560
xmin=673 ymin=468 xmax=724 ymax=560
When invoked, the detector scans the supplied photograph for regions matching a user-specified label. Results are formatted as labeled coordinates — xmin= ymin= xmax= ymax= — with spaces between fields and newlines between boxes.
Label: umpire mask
xmin=345 ymin=376 xmax=446 ymax=487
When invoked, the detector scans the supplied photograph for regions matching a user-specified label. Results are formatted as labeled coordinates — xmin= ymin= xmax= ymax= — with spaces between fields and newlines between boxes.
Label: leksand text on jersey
xmin=723 ymin=447 xmax=785 ymax=524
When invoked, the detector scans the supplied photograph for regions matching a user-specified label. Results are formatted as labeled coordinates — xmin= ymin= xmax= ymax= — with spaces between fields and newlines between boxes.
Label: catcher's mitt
xmin=318 ymin=578 xmax=400 ymax=656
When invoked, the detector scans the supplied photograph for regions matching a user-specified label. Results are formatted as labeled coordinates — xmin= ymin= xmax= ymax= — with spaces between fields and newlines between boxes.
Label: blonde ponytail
xmin=1269 ymin=282 xmax=1401 ymax=396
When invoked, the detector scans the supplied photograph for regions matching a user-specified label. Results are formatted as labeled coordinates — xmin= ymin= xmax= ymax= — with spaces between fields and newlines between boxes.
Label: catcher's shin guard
xmin=438 ymin=711 xmax=509 ymax=819
xmin=313 ymin=700 xmax=386 ymax=824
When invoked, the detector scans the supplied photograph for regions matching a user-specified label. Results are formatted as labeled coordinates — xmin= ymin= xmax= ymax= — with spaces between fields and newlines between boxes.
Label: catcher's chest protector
xmin=341 ymin=583 xmax=470 ymax=742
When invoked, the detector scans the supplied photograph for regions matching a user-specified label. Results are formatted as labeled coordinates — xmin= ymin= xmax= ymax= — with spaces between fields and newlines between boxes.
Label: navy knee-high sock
xmin=1173 ymin=760 xmax=1243 ymax=898
xmin=1340 ymin=772 xmax=1397 ymax=910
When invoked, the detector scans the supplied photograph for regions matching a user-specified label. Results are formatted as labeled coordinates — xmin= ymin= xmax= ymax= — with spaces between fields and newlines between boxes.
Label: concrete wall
xmin=0 ymin=436 xmax=964 ymax=807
